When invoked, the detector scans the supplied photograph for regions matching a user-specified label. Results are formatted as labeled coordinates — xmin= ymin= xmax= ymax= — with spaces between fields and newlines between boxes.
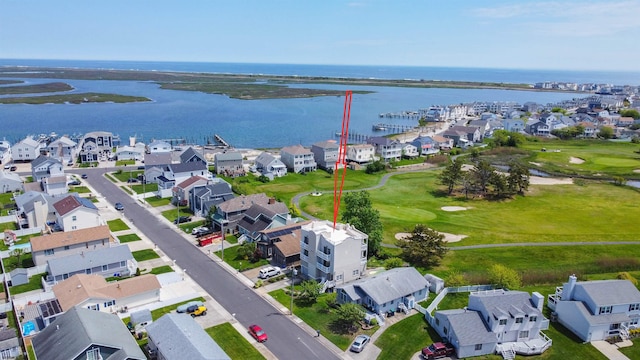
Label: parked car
xmin=127 ymin=177 xmax=138 ymax=183
xmin=115 ymin=202 xmax=124 ymax=211
xmin=9 ymin=166 xmax=17 ymax=171
xmin=248 ymin=324 xmax=268 ymax=342
xmin=187 ymin=305 xmax=207 ymax=317
xmin=258 ymin=266 xmax=282 ymax=279
xmin=68 ymin=179 xmax=81 ymax=186
xmin=422 ymin=342 xmax=455 ymax=360
xmin=176 ymin=301 xmax=204 ymax=313
xmin=174 ymin=216 xmax=192 ymax=224
xmin=191 ymin=226 xmax=209 ymax=235
xmin=81 ymin=174 xmax=88 ymax=179
xmin=350 ymin=334 xmax=370 ymax=353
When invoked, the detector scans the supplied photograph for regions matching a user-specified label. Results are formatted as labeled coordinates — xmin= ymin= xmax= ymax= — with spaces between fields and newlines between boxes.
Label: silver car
xmin=350 ymin=334 xmax=370 ymax=353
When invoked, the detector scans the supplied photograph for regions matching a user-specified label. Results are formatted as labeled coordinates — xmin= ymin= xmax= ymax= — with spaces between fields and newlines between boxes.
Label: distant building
xmin=280 ymin=145 xmax=317 ymax=173
xmin=311 ymin=140 xmax=340 ymax=170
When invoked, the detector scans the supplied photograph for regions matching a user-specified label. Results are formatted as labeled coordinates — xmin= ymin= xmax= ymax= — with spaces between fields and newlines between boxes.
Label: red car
xmin=421 ymin=342 xmax=454 ymax=360
xmin=249 ymin=324 xmax=268 ymax=342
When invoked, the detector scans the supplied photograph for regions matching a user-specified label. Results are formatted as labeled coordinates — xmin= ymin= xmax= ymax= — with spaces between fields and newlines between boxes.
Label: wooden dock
xmin=214 ymin=134 xmax=231 ymax=148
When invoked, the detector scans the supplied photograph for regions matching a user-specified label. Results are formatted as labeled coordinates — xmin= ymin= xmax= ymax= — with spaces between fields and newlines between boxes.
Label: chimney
xmin=531 ymin=292 xmax=544 ymax=311
xmin=268 ymin=198 xmax=275 ymax=205
xmin=561 ymin=274 xmax=577 ymax=301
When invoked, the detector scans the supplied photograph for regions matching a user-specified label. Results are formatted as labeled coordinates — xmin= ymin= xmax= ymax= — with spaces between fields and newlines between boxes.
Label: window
xmin=85 ymin=269 xmax=91 ymax=274
xmin=443 ymin=327 xmax=448 ymax=335
xmin=86 ymin=348 xmax=101 ymax=360
xmin=516 ymin=317 xmax=523 ymax=324
xmin=610 ymin=323 xmax=620 ymax=330
xmin=599 ymin=306 xmax=613 ymax=315
xmin=303 ymin=249 xmax=309 ymax=256
xmin=303 ymin=236 xmax=309 ymax=245
xmin=104 ymin=300 xmax=115 ymax=307
xmin=120 ymin=261 xmax=126 ymax=267
xmin=436 ymin=318 xmax=440 ymax=326
xmin=630 ymin=304 xmax=640 ymax=311
xmin=102 ymin=265 xmax=108 ymax=271
xmin=499 ymin=319 xmax=507 ymax=325
xmin=72 ymin=215 xmax=77 ymax=221
xmin=44 ymin=249 xmax=55 ymax=256
xmin=519 ymin=330 xmax=529 ymax=338
xmin=475 ymin=344 xmax=482 ymax=351
xmin=64 ymin=246 xmax=70 ymax=250
xmin=530 ymin=316 xmax=537 ymax=322
xmin=352 ymin=269 xmax=359 ymax=276
xmin=336 ymin=274 xmax=343 ymax=281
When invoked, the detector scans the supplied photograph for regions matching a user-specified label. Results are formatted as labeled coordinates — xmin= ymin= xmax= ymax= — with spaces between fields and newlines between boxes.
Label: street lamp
xmin=290 ymin=268 xmax=297 ymax=315
xmin=176 ymin=195 xmax=181 ymax=229
xmin=220 ymin=219 xmax=228 ymax=263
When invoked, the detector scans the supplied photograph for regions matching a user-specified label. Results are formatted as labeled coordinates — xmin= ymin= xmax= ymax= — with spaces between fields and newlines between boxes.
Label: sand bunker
xmin=529 ymin=162 xmax=542 ymax=167
xmin=441 ymin=206 xmax=468 ymax=212
xmin=529 ymin=176 xmax=573 ymax=185
xmin=569 ymin=157 xmax=585 ymax=164
xmin=634 ymin=169 xmax=640 ymax=173
xmin=395 ymin=231 xmax=467 ymax=243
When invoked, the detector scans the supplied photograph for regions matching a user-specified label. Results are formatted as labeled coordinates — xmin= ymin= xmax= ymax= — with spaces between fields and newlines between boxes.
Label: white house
xmin=31 ymin=154 xmax=65 ymax=182
xmin=401 ymin=143 xmax=419 ymax=158
xmin=214 ymin=151 xmax=244 ymax=177
xmin=52 ymin=195 xmax=102 ymax=231
xmin=432 ymin=290 xmax=551 ymax=358
xmin=78 ymin=131 xmax=114 ymax=163
xmin=147 ymin=140 xmax=172 ymax=153
xmin=0 ymin=171 xmax=22 ymax=193
xmin=548 ymin=275 xmax=640 ymax=341
xmin=254 ymin=152 xmax=287 ymax=179
xmin=280 ymin=145 xmax=317 ymax=173
xmin=46 ymin=136 xmax=77 ymax=164
xmin=115 ymin=145 xmax=145 ymax=161
xmin=0 ymin=140 xmax=12 ymax=165
xmin=346 ymin=144 xmax=376 ymax=164
xmin=300 ymin=220 xmax=367 ymax=291
xmin=11 ymin=136 xmax=42 ymax=162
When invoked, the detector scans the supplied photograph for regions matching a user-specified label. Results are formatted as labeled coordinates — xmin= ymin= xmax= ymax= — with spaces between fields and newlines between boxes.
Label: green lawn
xmin=112 ymin=169 xmax=143 ymax=182
xmin=107 ymin=218 xmax=130 ymax=232
xmin=619 ymin=338 xmax=640 ymax=358
xmin=131 ymin=182 xmax=158 ymax=194
xmin=150 ymin=265 xmax=174 ymax=275
xmin=161 ymin=206 xmax=194 ymax=224
xmin=116 ymin=160 xmax=135 ymax=166
xmin=10 ymin=273 xmax=45 ymax=295
xmin=214 ymin=244 xmax=269 ymax=271
xmin=230 ymin=170 xmax=384 ymax=207
xmin=2 ymin=253 xmax=34 ymax=272
xmin=70 ymin=186 xmax=91 ymax=193
xmin=520 ymin=139 xmax=640 ymax=178
xmin=118 ymin=233 xmax=141 ymax=243
xmin=269 ymin=290 xmax=377 ymax=350
xmin=301 ymin=171 xmax=640 ymax=247
xmin=146 ymin=196 xmax=172 ymax=207
xmin=132 ymin=249 xmax=160 ymax=262
xmin=376 ymin=313 xmax=439 ymax=360
xmin=206 ymin=323 xmax=266 ymax=360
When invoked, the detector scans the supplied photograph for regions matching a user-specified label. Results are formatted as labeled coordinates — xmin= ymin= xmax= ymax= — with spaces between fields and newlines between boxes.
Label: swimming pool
xmin=8 ymin=243 xmax=31 ymax=252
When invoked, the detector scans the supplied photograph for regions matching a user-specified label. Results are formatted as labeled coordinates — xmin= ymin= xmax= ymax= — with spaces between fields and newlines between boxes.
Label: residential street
xmin=76 ymin=167 xmax=342 ymax=360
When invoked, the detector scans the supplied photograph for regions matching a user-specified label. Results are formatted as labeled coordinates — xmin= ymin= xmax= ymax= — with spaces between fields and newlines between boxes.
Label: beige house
xmin=52 ymin=194 xmax=102 ymax=231
xmin=30 ymin=225 xmax=114 ymax=266
xmin=53 ymin=273 xmax=161 ymax=313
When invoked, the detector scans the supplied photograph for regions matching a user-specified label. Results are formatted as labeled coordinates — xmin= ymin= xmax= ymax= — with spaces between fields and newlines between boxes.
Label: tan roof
xmin=53 ymin=274 xmax=161 ymax=311
xmin=30 ymin=225 xmax=112 ymax=252
xmin=273 ymin=232 xmax=301 ymax=257
xmin=281 ymin=144 xmax=311 ymax=155
xmin=431 ymin=135 xmax=450 ymax=143
xmin=218 ymin=193 xmax=270 ymax=213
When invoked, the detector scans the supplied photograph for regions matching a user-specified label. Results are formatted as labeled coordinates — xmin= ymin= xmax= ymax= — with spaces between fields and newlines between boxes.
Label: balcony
xmin=300 ymin=252 xmax=309 ymax=262
xmin=316 ymin=263 xmax=331 ymax=273
xmin=316 ymin=251 xmax=331 ymax=261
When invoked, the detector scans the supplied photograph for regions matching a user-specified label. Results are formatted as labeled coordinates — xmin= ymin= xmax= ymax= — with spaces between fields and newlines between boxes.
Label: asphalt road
xmin=78 ymin=168 xmax=340 ymax=360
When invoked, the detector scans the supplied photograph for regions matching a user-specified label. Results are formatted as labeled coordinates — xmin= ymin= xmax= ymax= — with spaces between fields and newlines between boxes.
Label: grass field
xmin=132 ymin=249 xmax=160 ymax=262
xmin=107 ymin=218 xmax=130 ymax=232
xmin=146 ymin=196 xmax=171 ymax=207
xmin=117 ymin=233 xmax=141 ymax=243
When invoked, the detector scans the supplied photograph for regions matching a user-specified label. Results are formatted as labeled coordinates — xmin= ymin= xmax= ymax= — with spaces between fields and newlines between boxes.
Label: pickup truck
xmin=421 ymin=342 xmax=454 ymax=360
xmin=176 ymin=301 xmax=204 ymax=313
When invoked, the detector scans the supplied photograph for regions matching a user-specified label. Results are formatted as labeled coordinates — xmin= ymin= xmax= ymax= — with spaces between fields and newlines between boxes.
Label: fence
xmin=424 ymin=284 xmax=493 ymax=325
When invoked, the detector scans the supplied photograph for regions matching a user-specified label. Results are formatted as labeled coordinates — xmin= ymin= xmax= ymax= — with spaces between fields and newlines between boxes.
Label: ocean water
xmin=1 ymin=59 xmax=636 ymax=148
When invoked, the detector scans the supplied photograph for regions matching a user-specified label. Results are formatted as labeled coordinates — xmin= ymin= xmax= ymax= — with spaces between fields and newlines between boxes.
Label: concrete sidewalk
xmin=591 ymin=340 xmax=632 ymax=360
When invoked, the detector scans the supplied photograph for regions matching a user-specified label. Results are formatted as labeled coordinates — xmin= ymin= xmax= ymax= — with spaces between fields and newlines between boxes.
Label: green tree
xmin=439 ymin=158 xmax=463 ymax=195
xmin=620 ymin=109 xmax=640 ymax=119
xmin=383 ymin=257 xmax=404 ymax=270
xmin=489 ymin=172 xmax=508 ymax=198
xmin=333 ymin=302 xmax=364 ymax=332
xmin=507 ymin=161 xmax=530 ymax=195
xmin=10 ymin=248 xmax=25 ymax=268
xmin=365 ymin=160 xmax=385 ymax=174
xmin=397 ymin=224 xmax=448 ymax=268
xmin=298 ymin=280 xmax=323 ymax=304
xmin=236 ymin=242 xmax=256 ymax=261
xmin=597 ymin=126 xmax=614 ymax=139
xmin=470 ymin=159 xmax=495 ymax=195
xmin=445 ymin=271 xmax=466 ymax=287
xmin=341 ymin=191 xmax=383 ymax=256
xmin=488 ymin=264 xmax=522 ymax=289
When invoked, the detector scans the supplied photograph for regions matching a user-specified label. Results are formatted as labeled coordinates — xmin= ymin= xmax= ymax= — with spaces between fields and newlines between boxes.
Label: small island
xmin=0 ymin=92 xmax=151 ymax=105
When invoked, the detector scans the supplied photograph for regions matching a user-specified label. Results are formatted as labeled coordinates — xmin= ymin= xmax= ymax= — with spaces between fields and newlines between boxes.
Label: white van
xmin=258 ymin=266 xmax=281 ymax=279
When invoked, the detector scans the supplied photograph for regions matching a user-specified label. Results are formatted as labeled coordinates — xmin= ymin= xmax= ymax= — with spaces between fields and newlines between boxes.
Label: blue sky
xmin=2 ymin=0 xmax=639 ymax=71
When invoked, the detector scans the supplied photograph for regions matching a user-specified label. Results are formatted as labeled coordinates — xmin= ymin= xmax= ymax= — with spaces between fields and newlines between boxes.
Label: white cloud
xmin=471 ymin=1 xmax=640 ymax=36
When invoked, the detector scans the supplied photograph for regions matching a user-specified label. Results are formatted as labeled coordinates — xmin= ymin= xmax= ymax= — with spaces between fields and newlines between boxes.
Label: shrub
xmin=254 ymin=279 xmax=263 ymax=288
xmin=384 ymin=257 xmax=404 ymax=269
xmin=369 ymin=318 xmax=378 ymax=326
xmin=617 ymin=272 xmax=638 ymax=285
